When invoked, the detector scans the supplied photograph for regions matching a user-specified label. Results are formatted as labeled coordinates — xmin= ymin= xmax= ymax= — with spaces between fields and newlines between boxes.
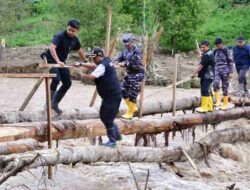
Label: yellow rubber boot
xmin=220 ymin=96 xmax=229 ymax=110
xmin=214 ymin=91 xmax=221 ymax=107
xmin=207 ymin=96 xmax=214 ymax=112
xmin=130 ymin=101 xmax=138 ymax=112
xmin=124 ymin=98 xmax=130 ymax=107
xmin=196 ymin=96 xmax=208 ymax=113
xmin=122 ymin=102 xmax=133 ymax=119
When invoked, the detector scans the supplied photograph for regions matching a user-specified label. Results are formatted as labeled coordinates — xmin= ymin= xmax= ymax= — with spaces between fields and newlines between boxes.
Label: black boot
xmin=51 ymin=91 xmax=64 ymax=115
xmin=114 ymin=124 xmax=122 ymax=141
xmin=102 ymin=127 xmax=117 ymax=148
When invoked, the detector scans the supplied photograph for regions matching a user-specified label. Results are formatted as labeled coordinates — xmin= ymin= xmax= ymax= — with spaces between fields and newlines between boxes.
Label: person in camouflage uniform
xmin=114 ymin=34 xmax=144 ymax=119
xmin=213 ymin=38 xmax=234 ymax=110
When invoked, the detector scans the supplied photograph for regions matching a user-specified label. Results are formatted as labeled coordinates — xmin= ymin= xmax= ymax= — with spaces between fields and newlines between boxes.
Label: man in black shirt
xmin=192 ymin=41 xmax=215 ymax=113
xmin=79 ymin=48 xmax=122 ymax=148
xmin=42 ymin=20 xmax=87 ymax=115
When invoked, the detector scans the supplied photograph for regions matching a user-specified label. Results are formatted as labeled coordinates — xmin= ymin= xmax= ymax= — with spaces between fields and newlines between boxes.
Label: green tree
xmin=53 ymin=0 xmax=132 ymax=48
xmin=153 ymin=0 xmax=211 ymax=52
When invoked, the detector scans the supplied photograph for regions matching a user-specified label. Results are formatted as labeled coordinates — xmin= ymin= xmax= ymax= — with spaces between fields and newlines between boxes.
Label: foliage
xmin=0 ymin=0 xmax=249 ymax=52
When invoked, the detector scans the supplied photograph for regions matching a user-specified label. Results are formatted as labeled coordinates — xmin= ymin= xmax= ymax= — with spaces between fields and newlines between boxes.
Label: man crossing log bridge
xmin=233 ymin=36 xmax=250 ymax=97
xmin=114 ymin=34 xmax=145 ymax=119
xmin=213 ymin=38 xmax=234 ymax=110
xmin=41 ymin=19 xmax=88 ymax=115
xmin=192 ymin=40 xmax=215 ymax=113
xmin=80 ymin=47 xmax=122 ymax=148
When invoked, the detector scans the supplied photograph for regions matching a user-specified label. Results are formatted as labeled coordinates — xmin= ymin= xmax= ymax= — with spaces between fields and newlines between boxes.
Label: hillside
xmin=0 ymin=0 xmax=249 ymax=50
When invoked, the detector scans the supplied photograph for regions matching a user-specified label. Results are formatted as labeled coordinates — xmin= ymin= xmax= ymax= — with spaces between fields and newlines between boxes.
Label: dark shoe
xmin=102 ymin=141 xmax=116 ymax=148
xmin=114 ymin=124 xmax=122 ymax=141
xmin=106 ymin=127 xmax=117 ymax=143
xmin=52 ymin=104 xmax=63 ymax=115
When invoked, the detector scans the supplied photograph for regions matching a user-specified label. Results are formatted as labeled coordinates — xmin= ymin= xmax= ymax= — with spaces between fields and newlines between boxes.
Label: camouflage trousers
xmin=213 ymin=67 xmax=230 ymax=96
xmin=121 ymin=73 xmax=144 ymax=103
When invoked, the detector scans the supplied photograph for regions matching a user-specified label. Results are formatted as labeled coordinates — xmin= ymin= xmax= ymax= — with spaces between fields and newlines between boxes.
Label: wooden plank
xmin=45 ymin=77 xmax=53 ymax=179
xmin=138 ymin=35 xmax=148 ymax=118
xmin=172 ymin=54 xmax=178 ymax=116
xmin=0 ymin=73 xmax=56 ymax=78
xmin=19 ymin=78 xmax=44 ymax=111
xmin=104 ymin=6 xmax=112 ymax=55
xmin=19 ymin=58 xmax=49 ymax=111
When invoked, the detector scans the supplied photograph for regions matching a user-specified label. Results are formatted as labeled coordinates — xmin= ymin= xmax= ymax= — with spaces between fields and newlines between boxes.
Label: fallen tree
xmin=1 ymin=106 xmax=250 ymax=143
xmin=230 ymin=95 xmax=250 ymax=106
xmin=0 ymin=139 xmax=43 ymax=155
xmin=0 ymin=127 xmax=249 ymax=184
xmin=0 ymin=96 xmax=200 ymax=124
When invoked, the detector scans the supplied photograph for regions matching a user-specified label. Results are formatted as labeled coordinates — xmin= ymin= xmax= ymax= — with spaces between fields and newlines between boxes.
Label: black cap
xmin=89 ymin=47 xmax=104 ymax=58
xmin=215 ymin=38 xmax=223 ymax=45
xmin=68 ymin=19 xmax=80 ymax=29
xmin=237 ymin=36 xmax=244 ymax=41
xmin=200 ymin=40 xmax=209 ymax=46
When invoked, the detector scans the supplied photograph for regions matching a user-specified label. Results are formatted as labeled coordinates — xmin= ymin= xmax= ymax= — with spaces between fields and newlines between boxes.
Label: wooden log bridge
xmin=0 ymin=127 xmax=249 ymax=185
xmin=0 ymin=106 xmax=250 ymax=143
xmin=0 ymin=96 xmax=200 ymax=124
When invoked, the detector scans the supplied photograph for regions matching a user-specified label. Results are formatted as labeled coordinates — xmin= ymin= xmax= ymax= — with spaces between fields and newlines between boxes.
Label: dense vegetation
xmin=0 ymin=0 xmax=249 ymax=52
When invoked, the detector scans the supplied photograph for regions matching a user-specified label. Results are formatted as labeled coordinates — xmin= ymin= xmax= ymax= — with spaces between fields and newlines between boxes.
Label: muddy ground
xmin=0 ymin=46 xmax=199 ymax=86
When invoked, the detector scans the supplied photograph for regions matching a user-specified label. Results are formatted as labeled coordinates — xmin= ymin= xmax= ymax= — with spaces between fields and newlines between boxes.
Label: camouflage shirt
xmin=214 ymin=47 xmax=234 ymax=73
xmin=115 ymin=45 xmax=144 ymax=74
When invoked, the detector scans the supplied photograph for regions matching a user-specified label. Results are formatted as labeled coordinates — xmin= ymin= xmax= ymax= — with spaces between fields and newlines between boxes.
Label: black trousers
xmin=50 ymin=67 xmax=72 ymax=92
xmin=200 ymin=78 xmax=213 ymax=96
xmin=49 ymin=68 xmax=72 ymax=104
xmin=100 ymin=94 xmax=122 ymax=142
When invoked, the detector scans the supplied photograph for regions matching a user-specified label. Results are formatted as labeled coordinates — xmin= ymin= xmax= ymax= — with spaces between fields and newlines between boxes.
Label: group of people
xmin=42 ymin=20 xmax=144 ymax=147
xmin=42 ymin=19 xmax=250 ymax=147
xmin=192 ymin=37 xmax=250 ymax=113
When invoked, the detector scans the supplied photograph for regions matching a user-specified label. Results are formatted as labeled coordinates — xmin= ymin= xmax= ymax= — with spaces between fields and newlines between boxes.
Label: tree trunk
xmin=0 ymin=97 xmax=200 ymax=124
xmin=230 ymin=96 xmax=250 ymax=106
xmin=1 ymin=106 xmax=250 ymax=143
xmin=0 ymin=139 xmax=43 ymax=155
xmin=0 ymin=127 xmax=249 ymax=184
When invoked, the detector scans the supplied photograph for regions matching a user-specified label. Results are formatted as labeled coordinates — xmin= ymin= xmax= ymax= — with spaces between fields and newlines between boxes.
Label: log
xmin=0 ymin=127 xmax=249 ymax=184
xmin=0 ymin=139 xmax=43 ymax=155
xmin=0 ymin=96 xmax=201 ymax=124
xmin=230 ymin=95 xmax=250 ymax=106
xmin=1 ymin=106 xmax=250 ymax=143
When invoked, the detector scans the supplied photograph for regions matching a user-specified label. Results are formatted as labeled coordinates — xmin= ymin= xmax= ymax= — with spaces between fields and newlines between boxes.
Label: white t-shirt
xmin=91 ymin=62 xmax=114 ymax=78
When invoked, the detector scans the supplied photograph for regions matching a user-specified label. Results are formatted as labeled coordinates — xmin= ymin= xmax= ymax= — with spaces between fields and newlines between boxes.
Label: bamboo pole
xmin=195 ymin=40 xmax=202 ymax=57
xmin=138 ymin=35 xmax=148 ymax=118
xmin=0 ymin=73 xmax=56 ymax=78
xmin=89 ymin=6 xmax=112 ymax=107
xmin=172 ymin=54 xmax=179 ymax=116
xmin=45 ymin=77 xmax=53 ymax=179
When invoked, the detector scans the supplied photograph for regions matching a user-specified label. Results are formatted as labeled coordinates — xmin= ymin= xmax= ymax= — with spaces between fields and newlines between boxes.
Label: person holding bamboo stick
xmin=80 ymin=48 xmax=122 ymax=147
xmin=114 ymin=34 xmax=145 ymax=119
xmin=192 ymin=40 xmax=215 ymax=113
xmin=41 ymin=20 xmax=87 ymax=115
